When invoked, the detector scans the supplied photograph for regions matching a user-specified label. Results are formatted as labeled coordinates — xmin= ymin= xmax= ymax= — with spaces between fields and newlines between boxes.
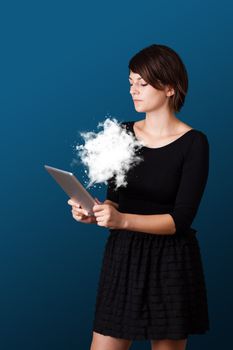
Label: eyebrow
xmin=128 ymin=76 xmax=142 ymax=80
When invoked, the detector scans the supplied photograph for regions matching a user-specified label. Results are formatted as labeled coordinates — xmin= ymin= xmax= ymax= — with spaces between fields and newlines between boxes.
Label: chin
xmin=134 ymin=106 xmax=146 ymax=112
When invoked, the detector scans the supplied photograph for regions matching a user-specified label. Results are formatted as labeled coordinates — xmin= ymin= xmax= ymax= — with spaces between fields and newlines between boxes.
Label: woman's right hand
xmin=67 ymin=199 xmax=97 ymax=224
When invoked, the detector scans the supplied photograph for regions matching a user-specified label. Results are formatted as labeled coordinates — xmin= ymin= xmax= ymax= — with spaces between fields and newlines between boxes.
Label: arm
xmin=121 ymin=132 xmax=209 ymax=235
xmin=122 ymin=213 xmax=176 ymax=235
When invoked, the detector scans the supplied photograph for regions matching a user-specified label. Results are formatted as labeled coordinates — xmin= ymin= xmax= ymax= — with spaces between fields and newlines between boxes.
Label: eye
xmin=129 ymin=83 xmax=148 ymax=86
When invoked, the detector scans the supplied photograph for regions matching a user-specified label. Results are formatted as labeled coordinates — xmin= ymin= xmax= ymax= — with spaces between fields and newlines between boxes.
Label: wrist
xmin=120 ymin=213 xmax=128 ymax=229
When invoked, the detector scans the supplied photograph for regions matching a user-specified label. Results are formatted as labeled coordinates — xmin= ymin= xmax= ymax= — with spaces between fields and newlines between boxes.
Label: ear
xmin=165 ymin=85 xmax=175 ymax=97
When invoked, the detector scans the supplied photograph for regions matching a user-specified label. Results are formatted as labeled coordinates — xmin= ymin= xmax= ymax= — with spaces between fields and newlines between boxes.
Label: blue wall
xmin=0 ymin=0 xmax=232 ymax=349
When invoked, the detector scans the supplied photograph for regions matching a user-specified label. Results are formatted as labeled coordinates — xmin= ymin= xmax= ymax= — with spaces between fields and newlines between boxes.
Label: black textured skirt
xmin=92 ymin=229 xmax=210 ymax=340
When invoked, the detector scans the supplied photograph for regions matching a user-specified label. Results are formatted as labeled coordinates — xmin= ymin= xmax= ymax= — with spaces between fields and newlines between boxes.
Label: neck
xmin=144 ymin=107 xmax=178 ymax=136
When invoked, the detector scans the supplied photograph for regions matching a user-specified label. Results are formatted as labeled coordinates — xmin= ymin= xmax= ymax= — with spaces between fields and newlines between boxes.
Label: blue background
xmin=0 ymin=0 xmax=232 ymax=349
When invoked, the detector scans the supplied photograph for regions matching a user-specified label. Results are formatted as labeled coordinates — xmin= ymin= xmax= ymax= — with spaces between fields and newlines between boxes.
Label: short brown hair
xmin=128 ymin=44 xmax=188 ymax=113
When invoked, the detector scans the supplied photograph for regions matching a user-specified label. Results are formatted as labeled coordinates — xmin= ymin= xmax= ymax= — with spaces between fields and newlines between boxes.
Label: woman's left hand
xmin=92 ymin=201 xmax=125 ymax=229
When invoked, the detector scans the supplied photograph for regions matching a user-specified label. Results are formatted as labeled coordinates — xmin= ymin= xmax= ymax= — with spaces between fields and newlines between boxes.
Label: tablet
xmin=44 ymin=165 xmax=96 ymax=216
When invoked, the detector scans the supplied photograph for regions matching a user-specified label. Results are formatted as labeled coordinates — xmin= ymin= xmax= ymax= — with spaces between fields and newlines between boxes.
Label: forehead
xmin=129 ymin=71 xmax=143 ymax=80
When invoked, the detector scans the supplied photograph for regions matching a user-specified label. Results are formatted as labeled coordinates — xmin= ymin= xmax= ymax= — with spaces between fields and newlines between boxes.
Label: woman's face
xmin=129 ymin=71 xmax=174 ymax=113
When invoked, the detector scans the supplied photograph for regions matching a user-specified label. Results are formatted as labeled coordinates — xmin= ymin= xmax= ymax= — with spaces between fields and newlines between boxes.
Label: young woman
xmin=68 ymin=44 xmax=210 ymax=350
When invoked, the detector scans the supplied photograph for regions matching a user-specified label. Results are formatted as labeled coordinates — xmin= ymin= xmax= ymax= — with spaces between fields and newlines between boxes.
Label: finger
xmin=93 ymin=204 xmax=105 ymax=212
xmin=72 ymin=208 xmax=89 ymax=216
xmin=96 ymin=220 xmax=105 ymax=226
xmin=72 ymin=211 xmax=87 ymax=220
xmin=72 ymin=213 xmax=82 ymax=220
xmin=95 ymin=216 xmax=105 ymax=223
xmin=68 ymin=199 xmax=81 ymax=207
xmin=72 ymin=207 xmax=84 ymax=213
xmin=73 ymin=213 xmax=92 ymax=222
xmin=70 ymin=202 xmax=81 ymax=209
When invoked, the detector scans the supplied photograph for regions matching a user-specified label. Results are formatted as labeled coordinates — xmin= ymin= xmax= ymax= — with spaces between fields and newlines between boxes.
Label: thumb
xmin=94 ymin=197 xmax=102 ymax=204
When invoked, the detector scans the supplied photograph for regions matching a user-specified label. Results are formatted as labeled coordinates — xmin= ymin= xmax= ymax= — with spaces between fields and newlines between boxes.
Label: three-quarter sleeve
xmin=168 ymin=132 xmax=210 ymax=235
xmin=106 ymin=176 xmax=119 ymax=204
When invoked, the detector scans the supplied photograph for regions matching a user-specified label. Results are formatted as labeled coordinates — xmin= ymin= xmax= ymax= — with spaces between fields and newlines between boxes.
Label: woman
xmin=68 ymin=44 xmax=210 ymax=350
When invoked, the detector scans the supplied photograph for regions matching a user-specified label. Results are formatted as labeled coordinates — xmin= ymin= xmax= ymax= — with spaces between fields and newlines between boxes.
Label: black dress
xmin=92 ymin=120 xmax=210 ymax=340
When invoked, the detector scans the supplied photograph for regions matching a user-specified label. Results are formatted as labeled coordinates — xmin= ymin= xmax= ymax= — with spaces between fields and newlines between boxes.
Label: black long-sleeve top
xmin=106 ymin=121 xmax=209 ymax=236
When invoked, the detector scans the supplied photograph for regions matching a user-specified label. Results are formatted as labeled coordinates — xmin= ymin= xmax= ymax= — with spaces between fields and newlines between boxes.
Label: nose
xmin=130 ymin=85 xmax=140 ymax=96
